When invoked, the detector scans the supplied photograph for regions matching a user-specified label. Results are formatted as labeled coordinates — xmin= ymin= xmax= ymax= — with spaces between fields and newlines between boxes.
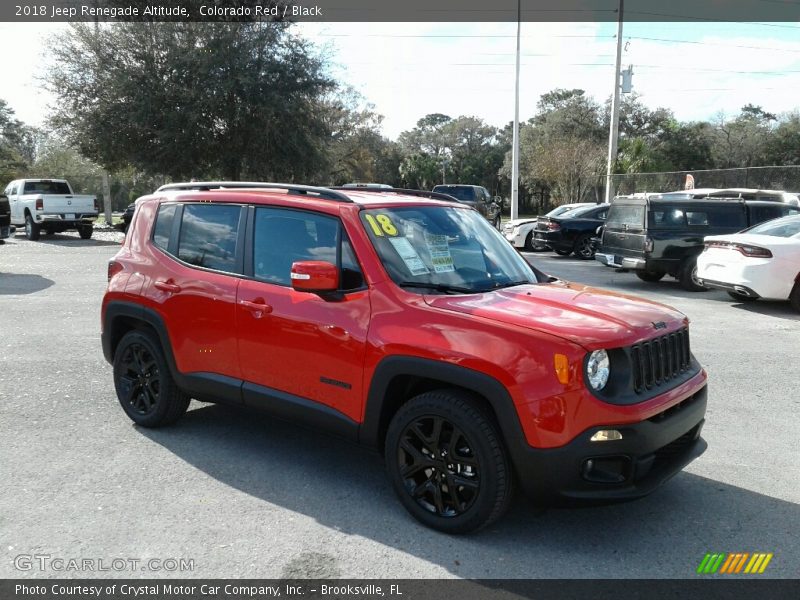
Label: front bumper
xmin=595 ymin=252 xmax=646 ymax=270
xmin=513 ymin=384 xmax=707 ymax=503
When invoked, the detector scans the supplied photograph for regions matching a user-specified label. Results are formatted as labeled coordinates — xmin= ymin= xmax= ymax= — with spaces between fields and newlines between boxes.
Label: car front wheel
xmin=384 ymin=390 xmax=513 ymax=534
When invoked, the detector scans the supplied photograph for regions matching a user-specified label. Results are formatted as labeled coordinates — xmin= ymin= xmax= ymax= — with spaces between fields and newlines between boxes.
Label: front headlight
xmin=586 ymin=349 xmax=610 ymax=390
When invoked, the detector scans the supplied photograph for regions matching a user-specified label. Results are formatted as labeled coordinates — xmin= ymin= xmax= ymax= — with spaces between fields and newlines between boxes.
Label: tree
xmin=765 ymin=111 xmax=800 ymax=166
xmin=0 ymin=99 xmax=37 ymax=182
xmin=711 ymin=105 xmax=776 ymax=168
xmin=46 ymin=22 xmax=335 ymax=181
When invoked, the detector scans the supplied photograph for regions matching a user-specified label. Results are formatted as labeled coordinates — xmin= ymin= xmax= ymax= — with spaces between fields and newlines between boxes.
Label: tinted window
xmin=746 ymin=215 xmax=800 ymax=237
xmin=433 ymin=186 xmax=477 ymax=202
xmin=152 ymin=204 xmax=176 ymax=250
xmin=606 ymin=205 xmax=645 ymax=228
xmin=253 ymin=208 xmax=363 ymax=290
xmin=749 ymin=204 xmax=793 ymax=225
xmin=650 ymin=208 xmax=686 ymax=228
xmin=560 ymin=205 xmax=600 ymax=219
xmin=23 ymin=181 xmax=71 ymax=194
xmin=177 ymin=204 xmax=241 ymax=272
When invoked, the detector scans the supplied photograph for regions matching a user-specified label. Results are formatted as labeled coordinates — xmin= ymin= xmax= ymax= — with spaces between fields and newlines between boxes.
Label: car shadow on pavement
xmin=32 ymin=235 xmax=122 ymax=247
xmin=139 ymin=402 xmax=800 ymax=578
xmin=730 ymin=300 xmax=800 ymax=321
xmin=0 ymin=273 xmax=54 ymax=295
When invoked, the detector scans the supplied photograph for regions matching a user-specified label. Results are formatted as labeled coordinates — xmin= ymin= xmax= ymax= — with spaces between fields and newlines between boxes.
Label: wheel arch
xmin=103 ymin=301 xmax=178 ymax=377
xmin=360 ymin=356 xmax=528 ymax=461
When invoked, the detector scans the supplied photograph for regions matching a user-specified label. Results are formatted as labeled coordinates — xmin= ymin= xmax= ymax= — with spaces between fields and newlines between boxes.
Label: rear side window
xmin=153 ymin=204 xmax=176 ymax=250
xmin=606 ymin=205 xmax=645 ymax=228
xmin=749 ymin=204 xmax=791 ymax=224
xmin=177 ymin=204 xmax=242 ymax=272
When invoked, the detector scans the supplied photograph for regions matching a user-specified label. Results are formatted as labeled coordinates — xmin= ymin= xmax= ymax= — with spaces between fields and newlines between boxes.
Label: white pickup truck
xmin=4 ymin=178 xmax=99 ymax=240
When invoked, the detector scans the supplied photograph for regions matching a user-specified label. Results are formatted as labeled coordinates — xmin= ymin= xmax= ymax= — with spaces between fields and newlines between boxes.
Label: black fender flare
xmin=360 ymin=356 xmax=531 ymax=464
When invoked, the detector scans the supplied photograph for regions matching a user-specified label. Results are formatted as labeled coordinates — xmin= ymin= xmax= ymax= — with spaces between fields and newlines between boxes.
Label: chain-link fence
xmin=611 ymin=166 xmax=800 ymax=196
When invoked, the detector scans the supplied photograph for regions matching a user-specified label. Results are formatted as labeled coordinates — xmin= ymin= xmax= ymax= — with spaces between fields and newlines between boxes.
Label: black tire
xmin=573 ymin=234 xmax=596 ymax=260
xmin=384 ymin=390 xmax=513 ymax=534
xmin=636 ymin=270 xmax=665 ymax=283
xmin=789 ymin=282 xmax=800 ymax=313
xmin=727 ymin=291 xmax=758 ymax=302
xmin=24 ymin=214 xmax=41 ymax=241
xmin=523 ymin=231 xmax=534 ymax=251
xmin=493 ymin=215 xmax=502 ymax=231
xmin=113 ymin=330 xmax=190 ymax=427
xmin=78 ymin=224 xmax=93 ymax=239
xmin=678 ymin=256 xmax=708 ymax=292
xmin=553 ymin=248 xmax=572 ymax=256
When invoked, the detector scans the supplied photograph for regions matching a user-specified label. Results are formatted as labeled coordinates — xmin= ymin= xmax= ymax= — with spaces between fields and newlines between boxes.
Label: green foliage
xmin=0 ymin=100 xmax=38 ymax=183
xmin=46 ymin=22 xmax=335 ymax=181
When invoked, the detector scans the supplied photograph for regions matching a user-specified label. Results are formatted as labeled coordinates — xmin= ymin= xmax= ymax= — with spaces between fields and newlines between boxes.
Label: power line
xmin=625 ymin=35 xmax=800 ymax=53
xmin=625 ymin=12 xmax=800 ymax=29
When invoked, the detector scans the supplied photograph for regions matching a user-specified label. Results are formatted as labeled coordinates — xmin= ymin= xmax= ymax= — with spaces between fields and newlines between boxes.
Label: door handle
xmin=239 ymin=298 xmax=273 ymax=316
xmin=154 ymin=280 xmax=181 ymax=293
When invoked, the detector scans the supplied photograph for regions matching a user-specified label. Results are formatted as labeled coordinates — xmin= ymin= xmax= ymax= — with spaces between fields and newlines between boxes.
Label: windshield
xmin=558 ymin=205 xmax=596 ymax=219
xmin=744 ymin=215 xmax=800 ymax=237
xmin=361 ymin=206 xmax=540 ymax=293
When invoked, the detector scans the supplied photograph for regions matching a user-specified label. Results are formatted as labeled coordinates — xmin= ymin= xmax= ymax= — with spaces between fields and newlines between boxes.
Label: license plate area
xmin=64 ymin=213 xmax=76 ymax=220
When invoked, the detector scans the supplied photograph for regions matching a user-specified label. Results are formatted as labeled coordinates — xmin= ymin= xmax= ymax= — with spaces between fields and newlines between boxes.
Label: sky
xmin=1 ymin=20 xmax=799 ymax=140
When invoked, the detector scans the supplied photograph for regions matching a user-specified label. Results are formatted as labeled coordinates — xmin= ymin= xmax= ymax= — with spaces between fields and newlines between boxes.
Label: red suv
xmin=102 ymin=182 xmax=708 ymax=533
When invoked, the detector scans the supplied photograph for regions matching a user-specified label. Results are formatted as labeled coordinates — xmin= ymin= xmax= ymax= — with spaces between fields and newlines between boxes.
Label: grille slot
xmin=630 ymin=328 xmax=691 ymax=393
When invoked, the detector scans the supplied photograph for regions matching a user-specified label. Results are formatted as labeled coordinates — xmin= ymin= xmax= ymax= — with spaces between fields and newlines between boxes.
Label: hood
xmin=424 ymin=280 xmax=687 ymax=349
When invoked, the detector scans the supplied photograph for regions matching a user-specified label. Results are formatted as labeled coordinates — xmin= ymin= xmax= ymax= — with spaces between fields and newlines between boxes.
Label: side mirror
xmin=291 ymin=261 xmax=339 ymax=293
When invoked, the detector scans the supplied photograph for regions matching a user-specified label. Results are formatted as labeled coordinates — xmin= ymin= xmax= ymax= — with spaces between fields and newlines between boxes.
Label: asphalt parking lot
xmin=1 ymin=231 xmax=798 ymax=579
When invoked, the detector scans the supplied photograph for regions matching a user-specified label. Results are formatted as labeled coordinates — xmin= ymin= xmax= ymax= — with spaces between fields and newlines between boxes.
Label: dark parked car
xmin=596 ymin=195 xmax=800 ymax=291
xmin=432 ymin=184 xmax=502 ymax=230
xmin=532 ymin=203 xmax=609 ymax=259
xmin=0 ymin=194 xmax=14 ymax=243
xmin=120 ymin=202 xmax=136 ymax=231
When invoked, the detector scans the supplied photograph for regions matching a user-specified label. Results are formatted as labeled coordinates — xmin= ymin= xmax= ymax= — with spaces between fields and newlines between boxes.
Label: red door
xmin=235 ymin=207 xmax=370 ymax=421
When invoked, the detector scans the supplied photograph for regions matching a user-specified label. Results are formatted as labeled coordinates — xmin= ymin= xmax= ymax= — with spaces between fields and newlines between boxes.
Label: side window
xmin=177 ymin=204 xmax=242 ymax=272
xmin=152 ymin=204 xmax=177 ymax=251
xmin=596 ymin=210 xmax=608 ymax=220
xmin=686 ymin=211 xmax=709 ymax=226
xmin=650 ymin=209 xmax=686 ymax=228
xmin=252 ymin=208 xmax=364 ymax=291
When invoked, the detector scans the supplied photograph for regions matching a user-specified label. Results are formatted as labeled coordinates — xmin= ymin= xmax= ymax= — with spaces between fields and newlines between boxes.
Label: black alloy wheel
xmin=117 ymin=341 xmax=161 ymax=418
xmin=573 ymin=234 xmax=596 ymax=260
xmin=397 ymin=415 xmax=481 ymax=518
xmin=385 ymin=390 xmax=512 ymax=533
xmin=113 ymin=331 xmax=190 ymax=427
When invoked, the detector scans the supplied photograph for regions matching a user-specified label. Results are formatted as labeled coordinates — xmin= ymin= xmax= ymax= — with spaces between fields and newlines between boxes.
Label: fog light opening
xmin=581 ymin=456 xmax=631 ymax=484
xmin=590 ymin=429 xmax=623 ymax=442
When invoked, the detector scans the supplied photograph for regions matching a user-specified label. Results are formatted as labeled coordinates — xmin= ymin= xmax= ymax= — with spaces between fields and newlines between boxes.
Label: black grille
xmin=630 ymin=328 xmax=691 ymax=394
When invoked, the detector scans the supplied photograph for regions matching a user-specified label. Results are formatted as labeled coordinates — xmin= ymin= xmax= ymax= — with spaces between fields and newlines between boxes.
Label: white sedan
xmin=504 ymin=202 xmax=592 ymax=249
xmin=697 ymin=214 xmax=800 ymax=310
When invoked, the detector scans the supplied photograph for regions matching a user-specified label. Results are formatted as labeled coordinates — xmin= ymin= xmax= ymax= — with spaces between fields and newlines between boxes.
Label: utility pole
xmin=604 ymin=0 xmax=624 ymax=204
xmin=510 ymin=0 xmax=521 ymax=220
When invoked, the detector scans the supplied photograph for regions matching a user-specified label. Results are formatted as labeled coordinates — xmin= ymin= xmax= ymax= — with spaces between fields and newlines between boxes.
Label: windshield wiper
xmin=479 ymin=280 xmax=532 ymax=291
xmin=397 ymin=281 xmax=476 ymax=294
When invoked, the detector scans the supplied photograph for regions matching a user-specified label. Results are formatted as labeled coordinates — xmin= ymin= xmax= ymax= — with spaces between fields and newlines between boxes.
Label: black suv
xmin=596 ymin=195 xmax=799 ymax=291
xmin=533 ymin=203 xmax=609 ymax=259
xmin=432 ymin=184 xmax=502 ymax=230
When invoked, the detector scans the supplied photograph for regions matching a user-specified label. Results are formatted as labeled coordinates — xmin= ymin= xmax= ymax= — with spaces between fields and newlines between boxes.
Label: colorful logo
xmin=697 ymin=552 xmax=773 ymax=574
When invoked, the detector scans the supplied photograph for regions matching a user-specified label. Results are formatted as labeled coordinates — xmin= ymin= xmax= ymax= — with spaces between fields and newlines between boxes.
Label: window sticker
xmin=389 ymin=237 xmax=430 ymax=276
xmin=425 ymin=233 xmax=456 ymax=273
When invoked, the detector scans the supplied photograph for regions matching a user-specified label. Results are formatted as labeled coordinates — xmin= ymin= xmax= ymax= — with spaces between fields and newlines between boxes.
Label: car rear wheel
xmin=573 ymin=234 xmax=596 ymax=260
xmin=678 ymin=257 xmax=708 ymax=292
xmin=78 ymin=224 xmax=93 ymax=239
xmin=553 ymin=248 xmax=572 ymax=256
xmin=113 ymin=331 xmax=190 ymax=427
xmin=636 ymin=270 xmax=665 ymax=282
xmin=523 ymin=231 xmax=535 ymax=251
xmin=385 ymin=390 xmax=513 ymax=534
xmin=789 ymin=282 xmax=800 ymax=313
xmin=493 ymin=215 xmax=502 ymax=231
xmin=24 ymin=214 xmax=41 ymax=241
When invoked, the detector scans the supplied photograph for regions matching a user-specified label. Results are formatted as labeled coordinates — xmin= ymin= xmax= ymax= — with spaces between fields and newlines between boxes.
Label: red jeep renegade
xmin=102 ymin=183 xmax=707 ymax=533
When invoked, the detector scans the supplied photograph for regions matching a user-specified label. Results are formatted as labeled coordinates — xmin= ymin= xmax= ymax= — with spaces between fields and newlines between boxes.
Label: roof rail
xmin=330 ymin=186 xmax=458 ymax=202
xmin=155 ymin=181 xmax=353 ymax=203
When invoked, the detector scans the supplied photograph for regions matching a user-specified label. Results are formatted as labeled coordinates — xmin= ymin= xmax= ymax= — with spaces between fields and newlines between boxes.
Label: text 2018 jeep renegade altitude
xmin=101 ymin=183 xmax=708 ymax=533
